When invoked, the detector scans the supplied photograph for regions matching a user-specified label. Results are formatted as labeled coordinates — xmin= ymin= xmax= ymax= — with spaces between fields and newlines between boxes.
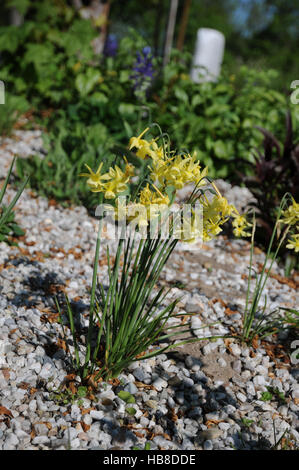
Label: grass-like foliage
xmin=0 ymin=156 xmax=28 ymax=244
xmin=237 ymin=194 xmax=298 ymax=345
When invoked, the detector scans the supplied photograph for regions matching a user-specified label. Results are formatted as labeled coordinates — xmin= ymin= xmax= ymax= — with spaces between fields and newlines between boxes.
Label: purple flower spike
xmin=130 ymin=46 xmax=155 ymax=101
xmin=104 ymin=34 xmax=118 ymax=57
xmin=142 ymin=46 xmax=151 ymax=56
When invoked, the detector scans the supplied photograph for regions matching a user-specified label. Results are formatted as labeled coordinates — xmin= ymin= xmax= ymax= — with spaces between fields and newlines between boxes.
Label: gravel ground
xmin=0 ymin=131 xmax=298 ymax=451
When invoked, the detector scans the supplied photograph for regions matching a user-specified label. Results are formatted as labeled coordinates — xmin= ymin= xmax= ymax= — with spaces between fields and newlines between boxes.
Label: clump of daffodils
xmin=279 ymin=197 xmax=299 ymax=253
xmin=81 ymin=128 xmax=251 ymax=242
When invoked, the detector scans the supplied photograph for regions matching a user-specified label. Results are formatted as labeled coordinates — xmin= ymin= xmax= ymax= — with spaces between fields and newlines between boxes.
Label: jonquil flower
xmin=231 ymin=211 xmax=252 ymax=238
xmin=81 ymin=129 xmax=253 ymax=245
xmin=279 ymin=198 xmax=299 ymax=226
xmin=286 ymin=232 xmax=299 ymax=252
xmin=80 ymin=162 xmax=130 ymax=198
xmin=79 ymin=162 xmax=106 ymax=192
xmin=128 ymin=128 xmax=155 ymax=159
xmin=102 ymin=165 xmax=129 ymax=199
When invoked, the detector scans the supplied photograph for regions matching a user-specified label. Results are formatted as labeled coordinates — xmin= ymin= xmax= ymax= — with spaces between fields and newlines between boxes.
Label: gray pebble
xmin=203 ymin=440 xmax=213 ymax=450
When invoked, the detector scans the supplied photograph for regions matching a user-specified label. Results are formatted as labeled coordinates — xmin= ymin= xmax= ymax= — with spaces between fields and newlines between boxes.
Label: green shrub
xmin=0 ymin=93 xmax=29 ymax=136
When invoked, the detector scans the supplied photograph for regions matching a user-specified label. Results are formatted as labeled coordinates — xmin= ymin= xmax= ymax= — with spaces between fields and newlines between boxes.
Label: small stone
xmin=28 ymin=400 xmax=37 ymax=412
xmin=218 ymin=358 xmax=227 ymax=367
xmin=117 ymin=403 xmax=126 ymax=414
xmin=236 ymin=392 xmax=247 ymax=403
xmin=31 ymin=435 xmax=50 ymax=446
xmin=241 ymin=370 xmax=252 ymax=380
xmin=223 ymin=404 xmax=236 ymax=415
xmin=152 ymin=377 xmax=168 ymax=391
xmin=167 ymin=396 xmax=176 ymax=408
xmin=70 ymin=404 xmax=81 ymax=420
xmin=205 ymin=412 xmax=220 ymax=421
xmin=186 ymin=303 xmax=201 ymax=313
xmin=218 ymin=422 xmax=231 ymax=431
xmin=256 ymin=365 xmax=268 ymax=375
xmin=230 ymin=343 xmax=241 ymax=356
xmin=200 ymin=428 xmax=222 ymax=440
xmin=15 ymin=429 xmax=30 ymax=439
xmin=184 ymin=377 xmax=194 ymax=387
xmin=253 ymin=375 xmax=267 ymax=388
xmin=101 ymin=398 xmax=114 ymax=407
xmin=278 ymin=406 xmax=288 ymax=417
xmin=232 ymin=360 xmax=242 ymax=373
xmin=246 ymin=382 xmax=256 ymax=396
xmin=3 ymin=434 xmax=19 ymax=449
xmin=63 ymin=427 xmax=78 ymax=441
xmin=203 ymin=440 xmax=213 ymax=450
xmin=202 ymin=344 xmax=211 ymax=355
xmin=124 ymin=382 xmax=138 ymax=394
xmin=145 ymin=400 xmax=158 ymax=410
xmin=133 ymin=368 xmax=148 ymax=382
xmin=168 ymin=375 xmax=181 ymax=387
xmin=90 ymin=410 xmax=104 ymax=421
xmin=36 ymin=395 xmax=48 ymax=411
xmin=185 ymin=356 xmax=195 ymax=368
xmin=33 ymin=423 xmax=49 ymax=435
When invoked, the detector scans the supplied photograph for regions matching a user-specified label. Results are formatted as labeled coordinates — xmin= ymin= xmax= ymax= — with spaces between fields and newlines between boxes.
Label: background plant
xmin=238 ymin=112 xmax=299 ymax=238
xmin=0 ymin=1 xmax=297 ymax=215
xmin=0 ymin=93 xmax=29 ymax=136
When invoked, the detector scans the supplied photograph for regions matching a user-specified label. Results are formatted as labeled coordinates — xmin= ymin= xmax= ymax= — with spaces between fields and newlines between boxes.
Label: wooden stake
xmin=176 ymin=0 xmax=192 ymax=51
xmin=163 ymin=0 xmax=179 ymax=67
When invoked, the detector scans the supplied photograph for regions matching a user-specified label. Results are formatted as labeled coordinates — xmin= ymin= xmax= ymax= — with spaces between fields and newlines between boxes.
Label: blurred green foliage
xmin=109 ymin=0 xmax=299 ymax=91
xmin=0 ymin=0 xmax=297 ymax=212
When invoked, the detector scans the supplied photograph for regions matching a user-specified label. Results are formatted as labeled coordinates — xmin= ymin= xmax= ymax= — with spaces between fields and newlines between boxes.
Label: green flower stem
xmin=243 ymin=194 xmax=291 ymax=341
xmin=243 ymin=216 xmax=256 ymax=335
xmin=83 ymin=214 xmax=103 ymax=378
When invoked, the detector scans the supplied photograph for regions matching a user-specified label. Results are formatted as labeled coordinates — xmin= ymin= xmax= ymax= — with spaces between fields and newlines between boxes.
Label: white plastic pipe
xmin=0 ymin=81 xmax=5 ymax=105
xmin=191 ymin=28 xmax=225 ymax=83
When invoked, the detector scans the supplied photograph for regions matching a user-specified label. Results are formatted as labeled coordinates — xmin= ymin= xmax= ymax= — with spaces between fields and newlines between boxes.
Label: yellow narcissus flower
xmin=139 ymin=184 xmax=170 ymax=206
xmin=128 ymin=128 xmax=154 ymax=160
xmin=149 ymin=158 xmax=168 ymax=185
xmin=102 ymin=165 xmax=129 ymax=199
xmin=128 ymin=128 xmax=148 ymax=148
xmin=79 ymin=162 xmax=107 ymax=192
xmin=148 ymin=139 xmax=165 ymax=161
xmin=286 ymin=232 xmax=299 ymax=252
xmin=280 ymin=198 xmax=299 ymax=226
xmin=80 ymin=162 xmax=129 ymax=198
xmin=202 ymin=195 xmax=230 ymax=224
xmin=149 ymin=152 xmax=208 ymax=191
xmin=189 ymin=161 xmax=208 ymax=187
xmin=81 ymin=131 xmax=249 ymax=245
xmin=123 ymin=157 xmax=135 ymax=178
xmin=231 ymin=211 xmax=252 ymax=238
xmin=173 ymin=208 xmax=202 ymax=244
